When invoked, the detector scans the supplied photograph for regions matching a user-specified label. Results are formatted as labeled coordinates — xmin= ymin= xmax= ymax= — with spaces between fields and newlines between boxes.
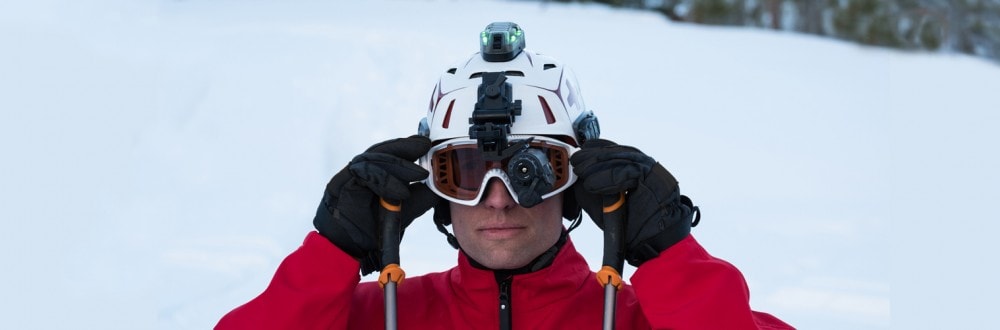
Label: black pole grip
xmin=599 ymin=192 xmax=626 ymax=330
xmin=379 ymin=198 xmax=402 ymax=267
xmin=601 ymin=193 xmax=626 ymax=274
xmin=379 ymin=198 xmax=403 ymax=330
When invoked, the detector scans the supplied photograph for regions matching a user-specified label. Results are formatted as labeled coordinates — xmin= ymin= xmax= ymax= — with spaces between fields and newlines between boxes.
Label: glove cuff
xmin=626 ymin=218 xmax=691 ymax=267
xmin=625 ymin=195 xmax=698 ymax=267
xmin=358 ymin=250 xmax=382 ymax=276
xmin=314 ymin=194 xmax=367 ymax=260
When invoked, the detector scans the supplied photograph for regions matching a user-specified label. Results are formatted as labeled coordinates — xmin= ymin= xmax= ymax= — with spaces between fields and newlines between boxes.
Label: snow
xmin=1 ymin=0 xmax=998 ymax=329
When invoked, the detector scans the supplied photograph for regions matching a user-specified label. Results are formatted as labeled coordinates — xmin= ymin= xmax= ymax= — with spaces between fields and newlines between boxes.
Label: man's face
xmin=449 ymin=178 xmax=564 ymax=270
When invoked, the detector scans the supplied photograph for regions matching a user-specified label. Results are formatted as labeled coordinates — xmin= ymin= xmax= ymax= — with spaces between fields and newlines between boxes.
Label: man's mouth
xmin=478 ymin=225 xmax=526 ymax=239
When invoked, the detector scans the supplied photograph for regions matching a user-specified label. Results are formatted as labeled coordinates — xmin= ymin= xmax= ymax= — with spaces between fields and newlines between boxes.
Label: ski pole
xmin=378 ymin=198 xmax=405 ymax=330
xmin=597 ymin=192 xmax=626 ymax=330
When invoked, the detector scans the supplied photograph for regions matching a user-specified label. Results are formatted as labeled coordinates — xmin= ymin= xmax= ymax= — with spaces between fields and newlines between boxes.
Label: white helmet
xmin=418 ymin=22 xmax=599 ymax=147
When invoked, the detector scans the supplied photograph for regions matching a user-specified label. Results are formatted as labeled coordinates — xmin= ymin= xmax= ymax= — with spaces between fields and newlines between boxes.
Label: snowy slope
xmin=2 ymin=0 xmax=998 ymax=329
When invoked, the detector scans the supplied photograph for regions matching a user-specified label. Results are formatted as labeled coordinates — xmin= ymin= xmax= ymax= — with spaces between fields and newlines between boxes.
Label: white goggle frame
xmin=420 ymin=135 xmax=578 ymax=206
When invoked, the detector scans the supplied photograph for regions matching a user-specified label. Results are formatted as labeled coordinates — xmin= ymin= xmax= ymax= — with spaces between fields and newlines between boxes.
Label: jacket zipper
xmin=498 ymin=275 xmax=513 ymax=330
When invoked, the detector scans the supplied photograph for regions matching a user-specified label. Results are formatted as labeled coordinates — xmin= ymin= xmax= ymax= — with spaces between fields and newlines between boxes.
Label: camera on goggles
xmin=505 ymin=141 xmax=556 ymax=207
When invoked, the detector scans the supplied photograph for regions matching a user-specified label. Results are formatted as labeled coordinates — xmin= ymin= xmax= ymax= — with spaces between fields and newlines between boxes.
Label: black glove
xmin=571 ymin=139 xmax=700 ymax=267
xmin=314 ymin=135 xmax=440 ymax=275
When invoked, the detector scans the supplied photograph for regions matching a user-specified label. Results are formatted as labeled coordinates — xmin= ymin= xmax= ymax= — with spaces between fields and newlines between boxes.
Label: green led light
xmin=479 ymin=22 xmax=524 ymax=62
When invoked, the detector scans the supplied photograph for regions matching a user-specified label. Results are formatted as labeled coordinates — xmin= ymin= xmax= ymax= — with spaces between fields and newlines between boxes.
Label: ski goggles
xmin=420 ymin=135 xmax=578 ymax=206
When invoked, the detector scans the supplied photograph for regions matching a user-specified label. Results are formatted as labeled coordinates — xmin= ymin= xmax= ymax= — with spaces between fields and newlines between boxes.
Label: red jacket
xmin=216 ymin=232 xmax=792 ymax=329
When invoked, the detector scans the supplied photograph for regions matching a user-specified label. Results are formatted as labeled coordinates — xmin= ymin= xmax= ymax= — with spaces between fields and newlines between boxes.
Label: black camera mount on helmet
xmin=469 ymin=72 xmax=525 ymax=161
xmin=468 ymin=71 xmax=554 ymax=208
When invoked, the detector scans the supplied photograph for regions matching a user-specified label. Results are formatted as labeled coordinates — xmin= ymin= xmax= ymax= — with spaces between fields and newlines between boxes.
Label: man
xmin=216 ymin=22 xmax=792 ymax=329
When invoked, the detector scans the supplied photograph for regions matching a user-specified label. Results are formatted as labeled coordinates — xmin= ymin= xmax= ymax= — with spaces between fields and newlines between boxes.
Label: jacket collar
xmin=449 ymin=234 xmax=593 ymax=310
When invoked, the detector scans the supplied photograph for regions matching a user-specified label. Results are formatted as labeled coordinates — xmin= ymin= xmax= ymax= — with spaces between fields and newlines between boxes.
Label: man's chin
xmin=471 ymin=252 xmax=531 ymax=270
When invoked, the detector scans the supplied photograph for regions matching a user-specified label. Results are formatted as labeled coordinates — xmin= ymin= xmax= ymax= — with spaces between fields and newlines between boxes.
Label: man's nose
xmin=481 ymin=178 xmax=517 ymax=210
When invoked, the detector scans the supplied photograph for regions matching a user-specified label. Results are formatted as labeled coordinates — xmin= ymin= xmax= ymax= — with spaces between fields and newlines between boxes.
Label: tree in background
xmin=549 ymin=0 xmax=1000 ymax=63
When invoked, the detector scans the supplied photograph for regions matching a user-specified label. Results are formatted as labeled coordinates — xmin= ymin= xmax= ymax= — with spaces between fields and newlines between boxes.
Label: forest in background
xmin=547 ymin=0 xmax=1000 ymax=63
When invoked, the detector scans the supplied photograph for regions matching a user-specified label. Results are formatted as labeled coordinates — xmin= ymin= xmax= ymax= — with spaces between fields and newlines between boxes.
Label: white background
xmin=2 ymin=0 xmax=999 ymax=329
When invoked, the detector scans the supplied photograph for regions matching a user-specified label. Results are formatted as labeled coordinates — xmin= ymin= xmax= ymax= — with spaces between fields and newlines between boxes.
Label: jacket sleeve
xmin=629 ymin=235 xmax=794 ymax=329
xmin=215 ymin=231 xmax=362 ymax=330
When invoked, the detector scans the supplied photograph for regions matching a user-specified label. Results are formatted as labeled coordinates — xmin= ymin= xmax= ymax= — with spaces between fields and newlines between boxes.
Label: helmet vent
xmin=447 ymin=68 xmax=457 ymax=74
xmin=471 ymin=71 xmax=522 ymax=80
xmin=537 ymin=96 xmax=556 ymax=124
xmin=543 ymin=64 xmax=557 ymax=70
xmin=442 ymin=99 xmax=456 ymax=129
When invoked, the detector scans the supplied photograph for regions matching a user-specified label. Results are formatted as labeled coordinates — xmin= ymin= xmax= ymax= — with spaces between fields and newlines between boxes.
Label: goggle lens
xmin=425 ymin=137 xmax=575 ymax=205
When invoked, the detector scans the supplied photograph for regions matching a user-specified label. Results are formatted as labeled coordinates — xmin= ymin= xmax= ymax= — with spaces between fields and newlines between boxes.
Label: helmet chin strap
xmin=432 ymin=201 xmax=461 ymax=250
